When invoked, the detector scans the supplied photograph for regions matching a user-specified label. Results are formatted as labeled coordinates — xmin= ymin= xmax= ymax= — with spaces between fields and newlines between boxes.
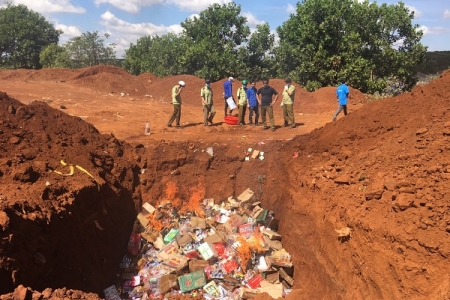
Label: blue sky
xmin=1 ymin=0 xmax=449 ymax=57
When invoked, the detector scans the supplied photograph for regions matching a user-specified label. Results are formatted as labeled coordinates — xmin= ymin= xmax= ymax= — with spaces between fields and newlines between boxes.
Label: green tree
xmin=240 ymin=23 xmax=276 ymax=80
xmin=277 ymin=0 xmax=426 ymax=92
xmin=40 ymin=43 xmax=72 ymax=68
xmin=123 ymin=33 xmax=188 ymax=76
xmin=65 ymin=31 xmax=116 ymax=68
xmin=181 ymin=2 xmax=250 ymax=80
xmin=0 ymin=3 xmax=61 ymax=69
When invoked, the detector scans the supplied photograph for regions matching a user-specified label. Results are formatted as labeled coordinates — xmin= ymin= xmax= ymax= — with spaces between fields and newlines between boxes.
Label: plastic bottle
xmin=144 ymin=122 xmax=151 ymax=135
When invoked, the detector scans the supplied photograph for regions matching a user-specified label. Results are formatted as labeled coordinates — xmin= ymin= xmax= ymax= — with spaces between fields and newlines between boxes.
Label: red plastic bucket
xmin=224 ymin=116 xmax=239 ymax=125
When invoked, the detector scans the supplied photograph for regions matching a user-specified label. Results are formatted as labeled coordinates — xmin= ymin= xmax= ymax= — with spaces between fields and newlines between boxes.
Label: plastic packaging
xmin=144 ymin=122 xmax=151 ymax=135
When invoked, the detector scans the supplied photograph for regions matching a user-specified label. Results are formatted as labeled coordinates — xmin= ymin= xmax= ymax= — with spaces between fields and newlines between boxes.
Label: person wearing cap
xmin=282 ymin=78 xmax=296 ymax=128
xmin=167 ymin=80 xmax=185 ymax=128
xmin=201 ymin=79 xmax=216 ymax=126
xmin=246 ymin=80 xmax=259 ymax=126
xmin=236 ymin=79 xmax=248 ymax=126
xmin=223 ymin=77 xmax=235 ymax=116
xmin=332 ymin=78 xmax=350 ymax=121
xmin=257 ymin=79 xmax=278 ymax=131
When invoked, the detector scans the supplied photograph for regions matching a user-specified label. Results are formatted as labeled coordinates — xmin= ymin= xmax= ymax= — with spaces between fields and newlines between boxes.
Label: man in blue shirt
xmin=223 ymin=77 xmax=235 ymax=116
xmin=246 ymin=80 xmax=259 ymax=126
xmin=332 ymin=78 xmax=350 ymax=121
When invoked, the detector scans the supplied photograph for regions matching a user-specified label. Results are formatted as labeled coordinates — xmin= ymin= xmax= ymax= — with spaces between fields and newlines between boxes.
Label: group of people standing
xmin=167 ymin=77 xmax=349 ymax=129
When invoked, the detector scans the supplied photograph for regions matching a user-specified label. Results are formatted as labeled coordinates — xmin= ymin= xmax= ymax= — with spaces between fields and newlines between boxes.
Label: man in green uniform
xmin=200 ymin=79 xmax=216 ymax=126
xmin=282 ymin=78 xmax=296 ymax=128
xmin=167 ymin=80 xmax=185 ymax=128
xmin=237 ymin=79 xmax=248 ymax=126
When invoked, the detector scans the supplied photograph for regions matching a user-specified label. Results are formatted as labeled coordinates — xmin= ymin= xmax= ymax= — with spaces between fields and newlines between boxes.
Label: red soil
xmin=0 ymin=66 xmax=449 ymax=300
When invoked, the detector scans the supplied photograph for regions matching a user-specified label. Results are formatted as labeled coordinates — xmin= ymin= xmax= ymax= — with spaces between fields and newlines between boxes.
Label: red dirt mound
xmin=0 ymin=92 xmax=140 ymax=294
xmin=136 ymin=72 xmax=159 ymax=84
xmin=0 ymin=69 xmax=78 ymax=82
xmin=69 ymin=65 xmax=151 ymax=96
xmin=276 ymin=70 xmax=450 ymax=299
xmin=311 ymin=86 xmax=366 ymax=113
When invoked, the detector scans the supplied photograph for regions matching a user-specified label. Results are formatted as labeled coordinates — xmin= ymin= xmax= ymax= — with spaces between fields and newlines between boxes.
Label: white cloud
xmin=55 ymin=23 xmax=82 ymax=43
xmin=405 ymin=5 xmax=422 ymax=18
xmin=0 ymin=0 xmax=85 ymax=14
xmin=187 ymin=13 xmax=199 ymax=20
xmin=419 ymin=25 xmax=450 ymax=35
xmin=444 ymin=9 xmax=450 ymax=19
xmin=286 ymin=3 xmax=296 ymax=14
xmin=242 ymin=12 xmax=264 ymax=27
xmin=100 ymin=11 xmax=183 ymax=57
xmin=94 ymin=0 xmax=162 ymax=14
xmin=93 ymin=0 xmax=231 ymax=13
xmin=165 ymin=0 xmax=231 ymax=12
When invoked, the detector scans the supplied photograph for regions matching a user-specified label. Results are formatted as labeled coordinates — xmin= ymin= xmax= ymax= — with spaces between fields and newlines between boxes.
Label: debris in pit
xmin=335 ymin=227 xmax=352 ymax=242
xmin=107 ymin=188 xmax=294 ymax=299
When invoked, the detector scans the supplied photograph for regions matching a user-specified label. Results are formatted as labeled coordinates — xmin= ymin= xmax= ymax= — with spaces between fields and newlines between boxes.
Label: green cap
xmin=242 ymin=79 xmax=248 ymax=84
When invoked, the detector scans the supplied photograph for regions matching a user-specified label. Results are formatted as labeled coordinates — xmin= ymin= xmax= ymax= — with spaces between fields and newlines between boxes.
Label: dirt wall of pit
xmin=0 ymin=93 xmax=140 ymax=294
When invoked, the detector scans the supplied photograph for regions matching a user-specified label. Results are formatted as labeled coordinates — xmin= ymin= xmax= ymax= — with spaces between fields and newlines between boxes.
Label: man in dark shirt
xmin=256 ymin=79 xmax=278 ymax=131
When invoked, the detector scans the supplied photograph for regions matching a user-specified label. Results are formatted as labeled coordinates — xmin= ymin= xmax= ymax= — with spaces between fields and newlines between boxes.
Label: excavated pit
xmin=1 ymin=68 xmax=450 ymax=300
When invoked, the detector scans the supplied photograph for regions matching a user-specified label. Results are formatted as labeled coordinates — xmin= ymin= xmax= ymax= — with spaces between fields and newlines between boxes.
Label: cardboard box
xmin=191 ymin=216 xmax=206 ymax=229
xmin=203 ymin=233 xmax=224 ymax=244
xmin=163 ymin=228 xmax=179 ymax=244
xmin=246 ymin=274 xmax=264 ymax=289
xmin=136 ymin=212 xmax=149 ymax=227
xmin=159 ymin=274 xmax=178 ymax=294
xmin=203 ymin=281 xmax=221 ymax=297
xmin=265 ymin=271 xmax=280 ymax=283
xmin=178 ymin=270 xmax=207 ymax=292
xmin=177 ymin=234 xmax=193 ymax=247
xmin=255 ymin=209 xmax=269 ymax=223
xmin=141 ymin=230 xmax=160 ymax=243
xmin=222 ymin=259 xmax=239 ymax=273
xmin=251 ymin=206 xmax=264 ymax=219
xmin=263 ymin=236 xmax=283 ymax=250
xmin=262 ymin=230 xmax=282 ymax=240
xmin=163 ymin=253 xmax=188 ymax=271
xmin=237 ymin=188 xmax=255 ymax=202
xmin=197 ymin=242 xmax=217 ymax=260
xmin=224 ymin=214 xmax=246 ymax=233
xmin=142 ymin=202 xmax=156 ymax=214
xmin=189 ymin=259 xmax=210 ymax=272
xmin=239 ymin=223 xmax=254 ymax=239
xmin=157 ymin=241 xmax=178 ymax=261
xmin=259 ymin=280 xmax=283 ymax=298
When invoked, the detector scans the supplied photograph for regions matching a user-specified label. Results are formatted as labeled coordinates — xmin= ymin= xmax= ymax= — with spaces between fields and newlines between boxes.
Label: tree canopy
xmin=277 ymin=0 xmax=427 ymax=92
xmin=0 ymin=3 xmax=61 ymax=69
xmin=123 ymin=33 xmax=188 ymax=76
xmin=40 ymin=43 xmax=72 ymax=68
xmin=65 ymin=31 xmax=117 ymax=68
xmin=180 ymin=2 xmax=250 ymax=80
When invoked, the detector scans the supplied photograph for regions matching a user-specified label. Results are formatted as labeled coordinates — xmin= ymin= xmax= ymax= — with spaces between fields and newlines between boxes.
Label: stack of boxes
xmin=105 ymin=188 xmax=294 ymax=299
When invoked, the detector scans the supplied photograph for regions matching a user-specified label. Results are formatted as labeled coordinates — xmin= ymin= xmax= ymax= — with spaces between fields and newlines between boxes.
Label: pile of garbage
xmin=104 ymin=188 xmax=294 ymax=300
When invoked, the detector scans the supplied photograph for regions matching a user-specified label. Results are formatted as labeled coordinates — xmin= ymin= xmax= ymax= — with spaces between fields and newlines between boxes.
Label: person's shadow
xmin=209 ymin=122 xmax=225 ymax=127
xmin=182 ymin=122 xmax=203 ymax=128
